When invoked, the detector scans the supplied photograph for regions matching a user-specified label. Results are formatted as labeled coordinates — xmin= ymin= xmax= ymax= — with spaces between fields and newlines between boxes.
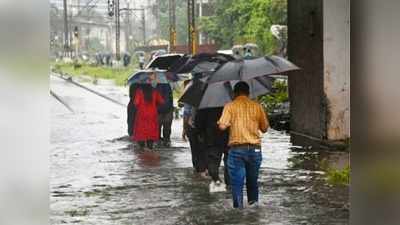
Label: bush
xmin=51 ymin=61 xmax=137 ymax=86
xmin=326 ymin=166 xmax=350 ymax=186
xmin=259 ymin=79 xmax=288 ymax=112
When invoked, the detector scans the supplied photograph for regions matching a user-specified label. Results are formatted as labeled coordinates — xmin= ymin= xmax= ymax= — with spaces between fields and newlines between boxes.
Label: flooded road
xmin=50 ymin=75 xmax=349 ymax=225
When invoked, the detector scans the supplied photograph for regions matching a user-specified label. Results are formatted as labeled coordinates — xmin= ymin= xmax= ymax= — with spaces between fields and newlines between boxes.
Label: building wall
xmin=323 ymin=0 xmax=350 ymax=140
xmin=288 ymin=0 xmax=350 ymax=146
xmin=288 ymin=0 xmax=325 ymax=140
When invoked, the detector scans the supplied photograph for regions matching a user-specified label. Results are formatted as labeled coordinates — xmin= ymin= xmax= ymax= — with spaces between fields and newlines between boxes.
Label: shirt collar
xmin=235 ymin=95 xmax=250 ymax=101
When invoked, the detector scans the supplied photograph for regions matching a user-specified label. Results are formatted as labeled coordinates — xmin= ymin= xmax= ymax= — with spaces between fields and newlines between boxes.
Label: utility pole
xmin=125 ymin=3 xmax=131 ymax=54
xmin=115 ymin=0 xmax=121 ymax=61
xmin=154 ymin=0 xmax=160 ymax=38
xmin=109 ymin=0 xmax=145 ymax=54
xmin=187 ymin=0 xmax=196 ymax=54
xmin=198 ymin=0 xmax=203 ymax=45
xmin=142 ymin=9 xmax=146 ymax=46
xmin=63 ymin=0 xmax=70 ymax=57
xmin=73 ymin=26 xmax=79 ymax=58
xmin=169 ymin=0 xmax=176 ymax=51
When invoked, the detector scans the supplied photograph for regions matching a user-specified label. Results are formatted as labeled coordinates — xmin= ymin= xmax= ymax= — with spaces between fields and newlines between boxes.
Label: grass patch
xmin=326 ymin=165 xmax=350 ymax=186
xmin=65 ymin=209 xmax=90 ymax=217
xmin=51 ymin=61 xmax=138 ymax=86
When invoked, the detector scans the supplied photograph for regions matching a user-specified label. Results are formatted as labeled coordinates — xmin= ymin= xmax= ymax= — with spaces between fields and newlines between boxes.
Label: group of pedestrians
xmin=127 ymin=70 xmax=270 ymax=209
xmin=127 ymin=72 xmax=174 ymax=149
xmin=183 ymin=78 xmax=269 ymax=209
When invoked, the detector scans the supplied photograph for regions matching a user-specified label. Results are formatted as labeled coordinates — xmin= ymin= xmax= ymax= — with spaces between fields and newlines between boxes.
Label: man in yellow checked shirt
xmin=218 ymin=81 xmax=269 ymax=209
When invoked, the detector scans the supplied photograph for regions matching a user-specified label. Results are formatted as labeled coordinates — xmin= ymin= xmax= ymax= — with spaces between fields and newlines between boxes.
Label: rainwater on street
xmin=50 ymin=75 xmax=349 ymax=225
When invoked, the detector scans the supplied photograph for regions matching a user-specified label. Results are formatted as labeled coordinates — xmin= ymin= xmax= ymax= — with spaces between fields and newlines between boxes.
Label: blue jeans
xmin=227 ymin=147 xmax=262 ymax=208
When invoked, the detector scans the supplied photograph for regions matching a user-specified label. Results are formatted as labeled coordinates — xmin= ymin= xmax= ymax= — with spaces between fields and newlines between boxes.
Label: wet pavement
xmin=50 ymin=75 xmax=349 ymax=225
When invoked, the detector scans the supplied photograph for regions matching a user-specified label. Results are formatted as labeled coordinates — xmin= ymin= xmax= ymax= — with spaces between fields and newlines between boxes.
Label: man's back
xmin=218 ymin=96 xmax=268 ymax=146
xmin=217 ymin=81 xmax=268 ymax=209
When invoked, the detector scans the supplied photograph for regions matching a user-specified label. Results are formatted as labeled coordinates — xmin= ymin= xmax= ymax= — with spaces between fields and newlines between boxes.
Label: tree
xmin=157 ymin=0 xmax=188 ymax=44
xmin=200 ymin=0 xmax=287 ymax=54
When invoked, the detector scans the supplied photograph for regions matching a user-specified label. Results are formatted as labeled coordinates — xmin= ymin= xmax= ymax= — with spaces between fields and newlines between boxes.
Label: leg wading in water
xmin=156 ymin=83 xmax=174 ymax=147
xmin=196 ymin=107 xmax=229 ymax=192
xmin=187 ymin=127 xmax=207 ymax=175
xmin=206 ymin=145 xmax=227 ymax=192
xmin=182 ymin=78 xmax=208 ymax=178
xmin=137 ymin=140 xmax=154 ymax=150
xmin=182 ymin=102 xmax=207 ymax=177
xmin=228 ymin=148 xmax=262 ymax=208
xmin=158 ymin=111 xmax=173 ymax=147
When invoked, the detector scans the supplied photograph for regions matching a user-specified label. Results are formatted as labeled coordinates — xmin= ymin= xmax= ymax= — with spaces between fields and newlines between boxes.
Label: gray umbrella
xmin=179 ymin=76 xmax=273 ymax=109
xmin=207 ymin=55 xmax=300 ymax=84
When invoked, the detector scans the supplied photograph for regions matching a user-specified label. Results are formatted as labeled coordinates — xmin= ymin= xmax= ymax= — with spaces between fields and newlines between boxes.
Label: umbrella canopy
xmin=167 ymin=55 xmax=191 ymax=73
xmin=145 ymin=54 xmax=184 ymax=70
xmin=207 ymin=55 xmax=300 ymax=84
xmin=179 ymin=76 xmax=273 ymax=109
xmin=170 ymin=53 xmax=235 ymax=74
xmin=127 ymin=70 xmax=171 ymax=86
xmin=178 ymin=79 xmax=207 ymax=108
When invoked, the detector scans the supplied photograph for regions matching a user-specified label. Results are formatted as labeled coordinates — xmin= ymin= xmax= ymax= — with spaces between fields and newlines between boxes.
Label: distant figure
xmin=123 ymin=53 xmax=131 ymax=67
xmin=96 ymin=52 xmax=104 ymax=65
xmin=218 ymin=81 xmax=269 ymax=209
xmin=196 ymin=107 xmax=230 ymax=192
xmin=132 ymin=83 xmax=164 ymax=150
xmin=182 ymin=79 xmax=207 ymax=178
xmin=105 ymin=54 xmax=112 ymax=66
xmin=139 ymin=54 xmax=145 ymax=69
xmin=156 ymin=83 xmax=174 ymax=147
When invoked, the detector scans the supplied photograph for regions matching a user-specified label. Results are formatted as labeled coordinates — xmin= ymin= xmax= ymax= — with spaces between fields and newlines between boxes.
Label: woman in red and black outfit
xmin=132 ymin=83 xmax=164 ymax=150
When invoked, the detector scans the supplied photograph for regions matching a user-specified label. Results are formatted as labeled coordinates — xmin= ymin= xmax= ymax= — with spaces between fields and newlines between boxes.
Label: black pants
xmin=158 ymin=111 xmax=173 ymax=142
xmin=138 ymin=140 xmax=154 ymax=149
xmin=207 ymin=146 xmax=230 ymax=183
xmin=127 ymin=106 xmax=136 ymax=136
xmin=187 ymin=127 xmax=207 ymax=173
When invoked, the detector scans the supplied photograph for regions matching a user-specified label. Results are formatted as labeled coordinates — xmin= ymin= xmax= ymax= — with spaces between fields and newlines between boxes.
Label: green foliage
xmin=51 ymin=62 xmax=137 ymax=86
xmin=259 ymin=80 xmax=288 ymax=112
xmin=200 ymin=0 xmax=287 ymax=54
xmin=157 ymin=0 xmax=188 ymax=44
xmin=326 ymin=166 xmax=350 ymax=186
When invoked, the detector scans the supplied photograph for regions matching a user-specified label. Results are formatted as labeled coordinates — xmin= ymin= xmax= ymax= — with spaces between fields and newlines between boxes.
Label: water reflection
xmin=135 ymin=149 xmax=161 ymax=168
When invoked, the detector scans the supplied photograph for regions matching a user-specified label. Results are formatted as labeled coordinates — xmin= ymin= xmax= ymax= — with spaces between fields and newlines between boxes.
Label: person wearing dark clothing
xmin=183 ymin=103 xmax=207 ymax=176
xmin=195 ymin=107 xmax=230 ymax=192
xmin=156 ymin=83 xmax=174 ymax=147
xmin=123 ymin=53 xmax=131 ymax=67
xmin=127 ymin=84 xmax=139 ymax=136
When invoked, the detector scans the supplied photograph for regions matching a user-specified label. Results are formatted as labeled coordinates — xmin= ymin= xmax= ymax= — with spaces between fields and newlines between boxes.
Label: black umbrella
xmin=127 ymin=70 xmax=174 ymax=85
xmin=207 ymin=55 xmax=300 ymax=84
xmin=178 ymin=78 xmax=207 ymax=107
xmin=167 ymin=54 xmax=191 ymax=72
xmin=145 ymin=53 xmax=184 ymax=70
xmin=170 ymin=53 xmax=235 ymax=74
xmin=178 ymin=76 xmax=273 ymax=109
